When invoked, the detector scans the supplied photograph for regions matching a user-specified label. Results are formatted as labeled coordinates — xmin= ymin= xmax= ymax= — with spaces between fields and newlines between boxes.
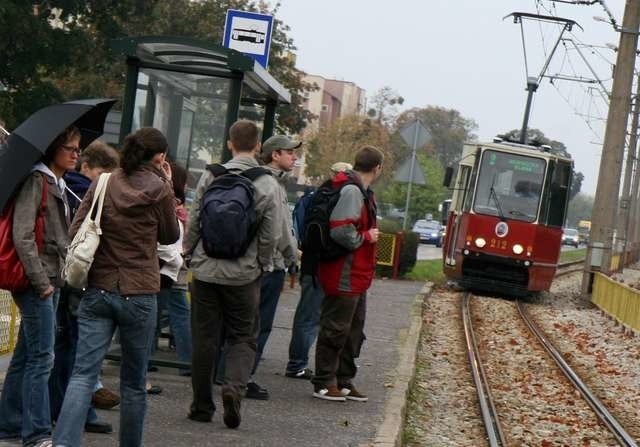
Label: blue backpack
xmin=292 ymin=187 xmax=315 ymax=248
xmin=200 ymin=164 xmax=271 ymax=259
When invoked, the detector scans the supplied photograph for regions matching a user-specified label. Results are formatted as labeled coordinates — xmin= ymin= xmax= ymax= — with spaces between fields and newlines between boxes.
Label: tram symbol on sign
xmin=231 ymin=28 xmax=266 ymax=44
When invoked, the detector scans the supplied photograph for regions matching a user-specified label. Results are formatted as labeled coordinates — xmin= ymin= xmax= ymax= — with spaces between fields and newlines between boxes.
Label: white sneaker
xmin=312 ymin=386 xmax=346 ymax=401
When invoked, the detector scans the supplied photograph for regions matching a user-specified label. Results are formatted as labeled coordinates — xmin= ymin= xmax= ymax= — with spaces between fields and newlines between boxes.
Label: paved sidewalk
xmin=0 ymin=279 xmax=425 ymax=447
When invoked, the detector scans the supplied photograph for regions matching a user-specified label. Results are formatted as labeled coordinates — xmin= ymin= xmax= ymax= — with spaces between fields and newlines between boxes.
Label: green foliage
xmin=377 ymin=218 xmax=402 ymax=233
xmin=377 ymin=153 xmax=448 ymax=223
xmin=0 ymin=0 xmax=314 ymax=135
xmin=394 ymin=106 xmax=478 ymax=169
xmin=566 ymin=193 xmax=594 ymax=227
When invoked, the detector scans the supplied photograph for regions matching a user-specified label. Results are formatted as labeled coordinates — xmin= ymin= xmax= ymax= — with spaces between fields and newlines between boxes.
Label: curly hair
xmin=120 ymin=127 xmax=168 ymax=176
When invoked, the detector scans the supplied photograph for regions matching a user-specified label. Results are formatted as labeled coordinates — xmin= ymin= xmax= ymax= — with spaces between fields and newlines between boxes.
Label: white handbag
xmin=64 ymin=172 xmax=111 ymax=289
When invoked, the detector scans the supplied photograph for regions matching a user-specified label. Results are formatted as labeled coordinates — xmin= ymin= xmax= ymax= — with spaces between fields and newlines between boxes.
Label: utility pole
xmin=619 ymin=72 xmax=640 ymax=265
xmin=582 ymin=0 xmax=640 ymax=295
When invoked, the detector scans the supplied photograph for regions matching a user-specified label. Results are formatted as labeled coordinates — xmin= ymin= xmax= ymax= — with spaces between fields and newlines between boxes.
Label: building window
xmin=321 ymin=104 xmax=329 ymax=112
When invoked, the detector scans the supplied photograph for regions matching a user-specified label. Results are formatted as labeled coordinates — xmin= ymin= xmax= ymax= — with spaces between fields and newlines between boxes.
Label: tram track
xmin=463 ymin=291 xmax=638 ymax=446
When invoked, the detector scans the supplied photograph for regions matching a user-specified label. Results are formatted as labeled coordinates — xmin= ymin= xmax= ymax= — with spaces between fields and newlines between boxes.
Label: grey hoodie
xmin=185 ymin=155 xmax=282 ymax=286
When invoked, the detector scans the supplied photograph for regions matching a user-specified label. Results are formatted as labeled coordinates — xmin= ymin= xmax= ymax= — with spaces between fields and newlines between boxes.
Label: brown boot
xmin=92 ymin=387 xmax=121 ymax=409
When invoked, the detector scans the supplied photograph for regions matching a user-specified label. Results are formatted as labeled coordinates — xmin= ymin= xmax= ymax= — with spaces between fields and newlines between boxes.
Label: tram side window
xmin=456 ymin=166 xmax=471 ymax=212
xmin=547 ymin=162 xmax=572 ymax=227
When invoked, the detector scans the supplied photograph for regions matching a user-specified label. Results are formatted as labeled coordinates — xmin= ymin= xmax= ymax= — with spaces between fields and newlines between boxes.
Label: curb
xmin=368 ymin=282 xmax=431 ymax=447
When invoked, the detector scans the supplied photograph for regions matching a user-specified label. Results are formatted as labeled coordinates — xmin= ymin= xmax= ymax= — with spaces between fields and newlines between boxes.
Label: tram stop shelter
xmin=110 ymin=36 xmax=291 ymax=189
xmin=107 ymin=36 xmax=291 ymax=370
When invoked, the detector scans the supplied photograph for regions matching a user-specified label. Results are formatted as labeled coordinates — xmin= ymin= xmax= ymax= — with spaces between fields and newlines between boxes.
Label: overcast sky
xmin=275 ymin=0 xmax=629 ymax=196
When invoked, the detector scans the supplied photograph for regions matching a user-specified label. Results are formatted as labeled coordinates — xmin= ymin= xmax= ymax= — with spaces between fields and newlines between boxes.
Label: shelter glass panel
xmin=131 ymin=68 xmax=230 ymax=203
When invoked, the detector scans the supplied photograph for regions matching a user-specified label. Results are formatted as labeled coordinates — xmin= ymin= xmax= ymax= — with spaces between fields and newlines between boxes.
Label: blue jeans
xmin=216 ymin=270 xmax=285 ymax=381
xmin=0 ymin=287 xmax=58 ymax=446
xmin=53 ymin=288 xmax=156 ymax=447
xmin=149 ymin=288 xmax=191 ymax=374
xmin=286 ymin=275 xmax=324 ymax=373
xmin=49 ymin=289 xmax=100 ymax=425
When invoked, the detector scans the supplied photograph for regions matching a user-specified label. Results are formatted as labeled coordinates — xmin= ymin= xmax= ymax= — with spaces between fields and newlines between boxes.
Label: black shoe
xmin=187 ymin=411 xmax=213 ymax=423
xmin=245 ymin=382 xmax=269 ymax=400
xmin=85 ymin=420 xmax=113 ymax=434
xmin=146 ymin=385 xmax=163 ymax=395
xmin=222 ymin=392 xmax=241 ymax=429
xmin=285 ymin=368 xmax=313 ymax=380
xmin=147 ymin=365 xmax=159 ymax=372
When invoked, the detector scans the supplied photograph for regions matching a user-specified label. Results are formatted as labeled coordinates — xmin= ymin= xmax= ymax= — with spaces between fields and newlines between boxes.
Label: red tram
xmin=442 ymin=139 xmax=573 ymax=295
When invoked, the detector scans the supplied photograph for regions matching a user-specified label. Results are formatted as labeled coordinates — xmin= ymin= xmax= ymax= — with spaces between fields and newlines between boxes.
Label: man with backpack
xmin=240 ymin=134 xmax=300 ymax=400
xmin=285 ymin=162 xmax=352 ymax=380
xmin=309 ymin=146 xmax=383 ymax=402
xmin=184 ymin=120 xmax=281 ymax=429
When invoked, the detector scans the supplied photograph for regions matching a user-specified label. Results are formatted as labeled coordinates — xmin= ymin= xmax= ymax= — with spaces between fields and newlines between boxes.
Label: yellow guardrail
xmin=0 ymin=290 xmax=18 ymax=355
xmin=592 ymin=273 xmax=640 ymax=332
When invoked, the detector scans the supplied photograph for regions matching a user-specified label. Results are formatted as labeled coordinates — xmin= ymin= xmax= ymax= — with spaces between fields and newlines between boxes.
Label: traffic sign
xmin=394 ymin=157 xmax=426 ymax=184
xmin=223 ymin=9 xmax=274 ymax=68
xmin=399 ymin=120 xmax=431 ymax=150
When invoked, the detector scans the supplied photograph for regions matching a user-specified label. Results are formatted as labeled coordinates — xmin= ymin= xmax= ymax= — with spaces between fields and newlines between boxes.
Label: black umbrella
xmin=0 ymin=98 xmax=116 ymax=211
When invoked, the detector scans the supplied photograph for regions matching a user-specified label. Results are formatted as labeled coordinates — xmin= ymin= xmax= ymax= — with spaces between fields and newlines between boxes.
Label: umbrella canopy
xmin=0 ymin=98 xmax=116 ymax=212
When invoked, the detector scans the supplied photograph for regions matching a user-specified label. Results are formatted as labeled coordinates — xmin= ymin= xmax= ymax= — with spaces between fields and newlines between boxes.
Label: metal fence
xmin=0 ymin=290 xmax=18 ymax=355
xmin=376 ymin=233 xmax=397 ymax=267
xmin=592 ymin=273 xmax=640 ymax=333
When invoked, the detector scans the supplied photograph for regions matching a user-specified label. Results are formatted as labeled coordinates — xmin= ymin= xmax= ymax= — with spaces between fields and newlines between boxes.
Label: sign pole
xmin=402 ymin=123 xmax=419 ymax=230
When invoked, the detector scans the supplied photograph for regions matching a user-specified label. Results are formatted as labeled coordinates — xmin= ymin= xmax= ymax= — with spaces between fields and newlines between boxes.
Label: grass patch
xmin=405 ymin=259 xmax=444 ymax=283
xmin=559 ymin=248 xmax=586 ymax=263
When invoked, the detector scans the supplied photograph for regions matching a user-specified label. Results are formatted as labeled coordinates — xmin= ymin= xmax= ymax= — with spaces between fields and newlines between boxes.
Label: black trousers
xmin=311 ymin=293 xmax=366 ymax=389
xmin=189 ymin=277 xmax=260 ymax=418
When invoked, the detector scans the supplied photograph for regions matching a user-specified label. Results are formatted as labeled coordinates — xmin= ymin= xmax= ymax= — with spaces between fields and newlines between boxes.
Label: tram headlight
xmin=475 ymin=237 xmax=486 ymax=248
xmin=524 ymin=260 xmax=531 ymax=267
xmin=512 ymin=244 xmax=524 ymax=255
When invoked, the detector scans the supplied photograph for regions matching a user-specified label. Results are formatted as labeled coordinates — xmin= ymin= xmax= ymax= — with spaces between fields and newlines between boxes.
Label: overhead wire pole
xmin=582 ymin=0 xmax=640 ymax=295
xmin=619 ymin=72 xmax=640 ymax=267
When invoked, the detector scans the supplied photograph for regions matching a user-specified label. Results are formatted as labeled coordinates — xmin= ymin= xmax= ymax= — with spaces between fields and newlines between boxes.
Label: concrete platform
xmin=0 ymin=278 xmax=426 ymax=447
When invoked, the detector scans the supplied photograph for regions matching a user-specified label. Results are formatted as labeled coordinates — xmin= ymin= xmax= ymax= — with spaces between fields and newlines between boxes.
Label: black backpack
xmin=200 ymin=164 xmax=271 ymax=259
xmin=302 ymin=179 xmax=368 ymax=261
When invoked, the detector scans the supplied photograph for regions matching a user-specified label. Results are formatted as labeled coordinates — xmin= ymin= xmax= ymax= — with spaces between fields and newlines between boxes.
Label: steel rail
xmin=516 ymin=301 xmax=638 ymax=447
xmin=462 ymin=293 xmax=508 ymax=447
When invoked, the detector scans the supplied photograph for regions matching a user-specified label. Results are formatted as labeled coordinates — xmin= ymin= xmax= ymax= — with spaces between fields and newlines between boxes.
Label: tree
xmin=304 ymin=116 xmax=392 ymax=181
xmin=566 ymin=193 xmax=594 ymax=227
xmin=394 ymin=106 xmax=478 ymax=169
xmin=367 ymin=86 xmax=404 ymax=127
xmin=0 ymin=0 xmax=314 ymax=135
xmin=501 ymin=128 xmax=583 ymax=199
xmin=377 ymin=153 xmax=448 ymax=222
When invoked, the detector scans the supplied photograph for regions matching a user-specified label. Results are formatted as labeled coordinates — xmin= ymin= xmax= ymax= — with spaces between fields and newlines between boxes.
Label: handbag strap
xmin=86 ymin=173 xmax=111 ymax=233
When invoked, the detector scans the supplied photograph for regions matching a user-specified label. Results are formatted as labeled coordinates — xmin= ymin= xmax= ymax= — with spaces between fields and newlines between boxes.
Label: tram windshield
xmin=473 ymin=150 xmax=546 ymax=222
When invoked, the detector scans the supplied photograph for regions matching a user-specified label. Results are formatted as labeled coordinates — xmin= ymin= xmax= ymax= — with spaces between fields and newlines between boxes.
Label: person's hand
xmin=161 ymin=160 xmax=172 ymax=181
xmin=40 ymin=285 xmax=54 ymax=299
xmin=368 ymin=228 xmax=379 ymax=243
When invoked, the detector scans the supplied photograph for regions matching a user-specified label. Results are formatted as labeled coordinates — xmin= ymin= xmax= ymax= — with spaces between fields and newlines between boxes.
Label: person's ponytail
xmin=120 ymin=127 xmax=168 ymax=175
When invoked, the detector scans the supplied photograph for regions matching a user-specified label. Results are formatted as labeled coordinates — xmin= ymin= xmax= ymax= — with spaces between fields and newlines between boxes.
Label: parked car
xmin=412 ymin=219 xmax=443 ymax=247
xmin=562 ymin=228 xmax=580 ymax=248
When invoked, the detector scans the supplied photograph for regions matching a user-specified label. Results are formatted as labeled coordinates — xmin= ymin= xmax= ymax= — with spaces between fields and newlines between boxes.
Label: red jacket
xmin=317 ymin=171 xmax=377 ymax=297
